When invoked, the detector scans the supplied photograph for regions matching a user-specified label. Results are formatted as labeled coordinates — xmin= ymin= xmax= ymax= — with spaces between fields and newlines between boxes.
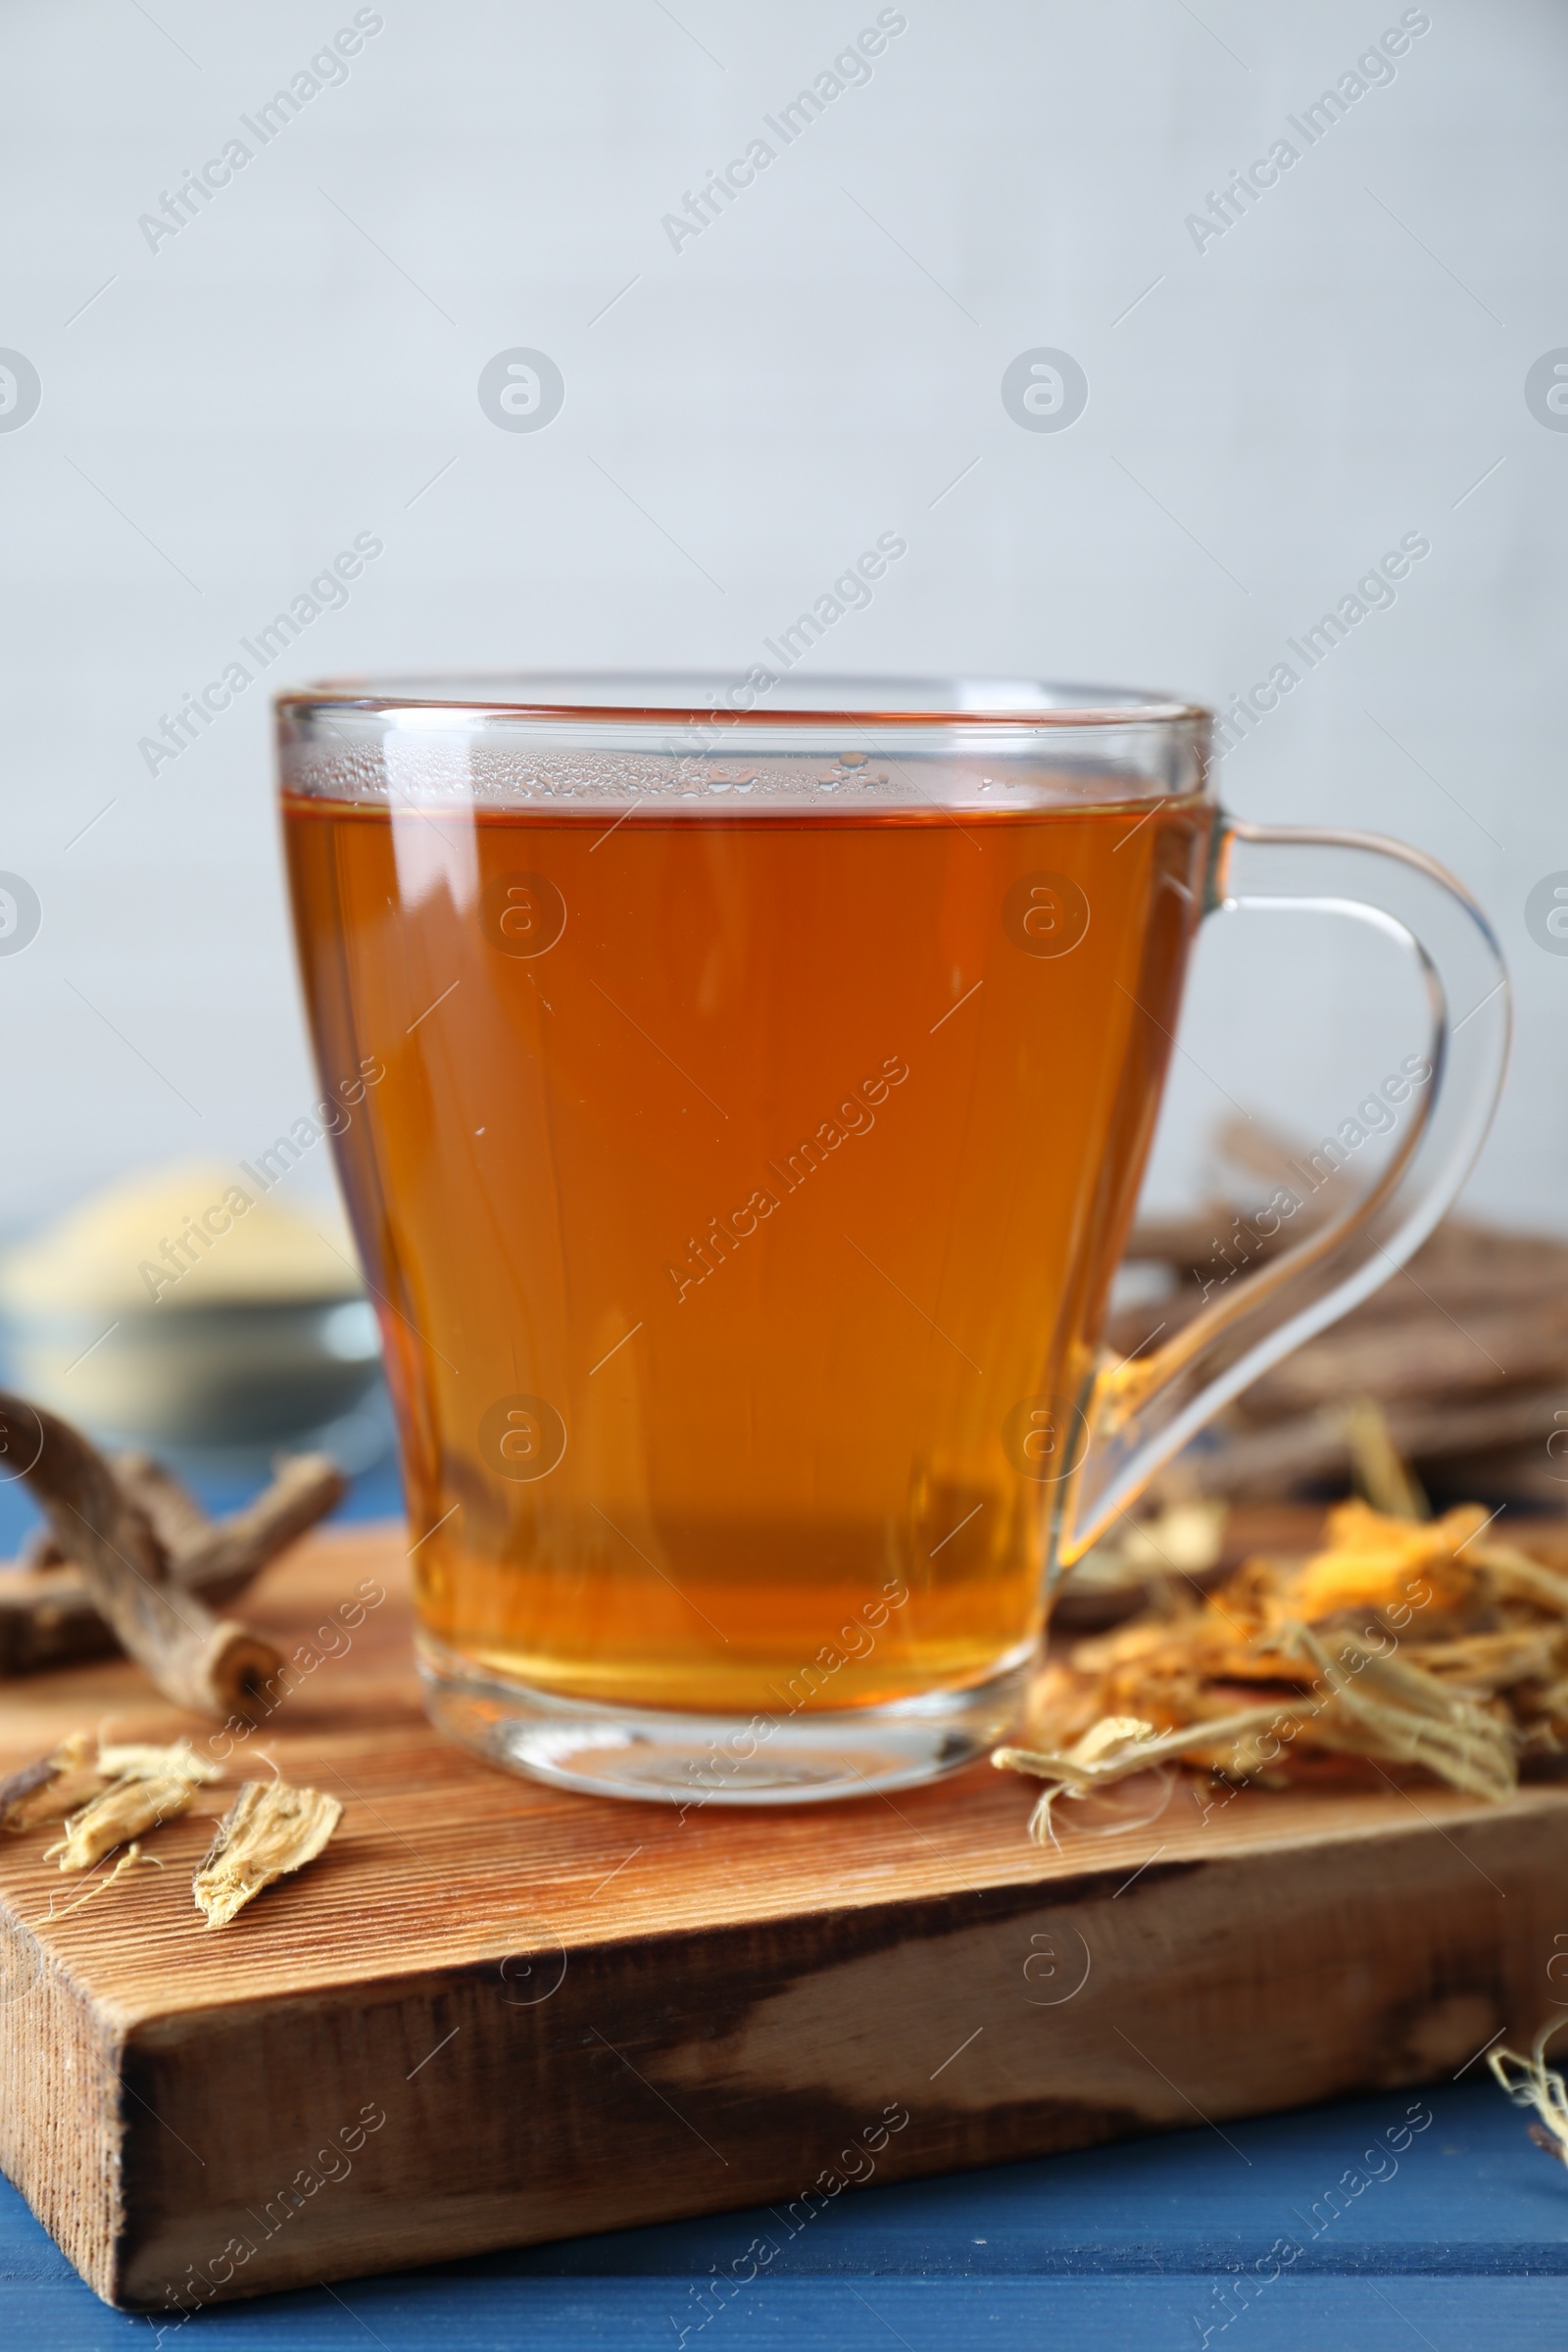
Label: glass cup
xmin=275 ymin=675 xmax=1509 ymax=1803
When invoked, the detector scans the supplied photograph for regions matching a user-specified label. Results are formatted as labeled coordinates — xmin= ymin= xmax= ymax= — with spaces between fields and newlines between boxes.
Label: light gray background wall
xmin=2 ymin=0 xmax=1563 ymax=1236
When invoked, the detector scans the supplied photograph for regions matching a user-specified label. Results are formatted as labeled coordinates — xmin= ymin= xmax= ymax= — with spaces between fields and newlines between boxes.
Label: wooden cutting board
xmin=0 ymin=1521 xmax=1563 ymax=2314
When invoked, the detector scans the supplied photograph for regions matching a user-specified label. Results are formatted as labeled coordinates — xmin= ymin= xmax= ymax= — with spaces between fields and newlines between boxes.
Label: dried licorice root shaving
xmin=0 ymin=1732 xmax=108 ymax=1832
xmin=4 ymin=1733 xmax=220 ymax=1873
xmin=193 ymin=1780 xmax=342 ymax=1930
xmin=45 ymin=1771 xmax=199 ymax=1873
xmin=96 ymin=1738 xmax=220 ymax=1787
xmin=3 ymin=1738 xmax=345 ymax=1935
xmin=1490 ymin=2024 xmax=1568 ymax=2164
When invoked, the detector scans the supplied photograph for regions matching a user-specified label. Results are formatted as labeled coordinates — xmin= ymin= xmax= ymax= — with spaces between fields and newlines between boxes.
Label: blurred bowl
xmin=0 ymin=1161 xmax=384 ymax=1455
xmin=4 ymin=1297 xmax=381 ymax=1449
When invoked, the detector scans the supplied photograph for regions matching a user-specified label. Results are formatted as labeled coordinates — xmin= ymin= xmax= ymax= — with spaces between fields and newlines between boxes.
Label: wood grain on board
xmin=0 ymin=1520 xmax=1563 ymax=2312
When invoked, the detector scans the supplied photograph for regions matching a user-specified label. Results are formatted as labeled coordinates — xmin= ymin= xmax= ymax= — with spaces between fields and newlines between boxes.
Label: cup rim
xmin=275 ymin=671 xmax=1210 ymax=730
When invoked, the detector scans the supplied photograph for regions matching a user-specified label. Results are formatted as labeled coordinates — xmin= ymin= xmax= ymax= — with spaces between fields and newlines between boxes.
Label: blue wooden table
xmin=3 ymin=1459 xmax=1565 ymax=2345
xmin=2 ymin=2083 xmax=1563 ymax=2348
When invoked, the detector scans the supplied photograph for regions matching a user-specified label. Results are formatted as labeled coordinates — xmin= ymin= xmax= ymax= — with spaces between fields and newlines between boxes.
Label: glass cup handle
xmin=1058 ymin=816 xmax=1512 ymax=1564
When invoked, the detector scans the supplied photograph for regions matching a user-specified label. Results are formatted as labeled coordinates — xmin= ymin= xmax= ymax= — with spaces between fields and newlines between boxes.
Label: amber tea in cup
xmin=278 ymin=676 xmax=1507 ymax=1802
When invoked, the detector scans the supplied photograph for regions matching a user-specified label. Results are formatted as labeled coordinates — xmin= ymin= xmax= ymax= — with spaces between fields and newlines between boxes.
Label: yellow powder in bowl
xmin=0 ymin=1162 xmax=362 ymax=1318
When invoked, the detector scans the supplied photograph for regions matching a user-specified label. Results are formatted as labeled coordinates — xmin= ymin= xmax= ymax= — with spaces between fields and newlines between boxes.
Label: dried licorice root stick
xmin=18 ymin=1450 xmax=212 ymax=1569
xmin=16 ymin=1450 xmax=345 ymax=1593
xmin=0 ymin=1390 xmax=284 ymax=1719
xmin=172 ymin=1451 xmax=346 ymax=1605
xmin=0 ymin=1448 xmax=345 ymax=1681
xmin=193 ymin=1781 xmax=342 ymax=1929
xmin=108 ymin=1450 xmax=213 ymax=1563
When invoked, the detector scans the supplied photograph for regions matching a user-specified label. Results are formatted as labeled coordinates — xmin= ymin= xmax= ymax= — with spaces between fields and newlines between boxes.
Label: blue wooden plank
xmin=3 ymin=2268 xmax=1566 ymax=2351
xmin=216 ymin=2278 xmax=1568 ymax=2352
xmin=0 ymin=1449 xmax=404 ymax=1554
xmin=479 ymin=2081 xmax=1568 ymax=2277
xmin=3 ymin=2084 xmax=1564 ymax=2347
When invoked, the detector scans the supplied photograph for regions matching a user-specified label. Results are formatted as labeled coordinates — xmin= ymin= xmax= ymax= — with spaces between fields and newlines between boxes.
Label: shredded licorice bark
xmin=998 ymin=1498 xmax=1568 ymax=1839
